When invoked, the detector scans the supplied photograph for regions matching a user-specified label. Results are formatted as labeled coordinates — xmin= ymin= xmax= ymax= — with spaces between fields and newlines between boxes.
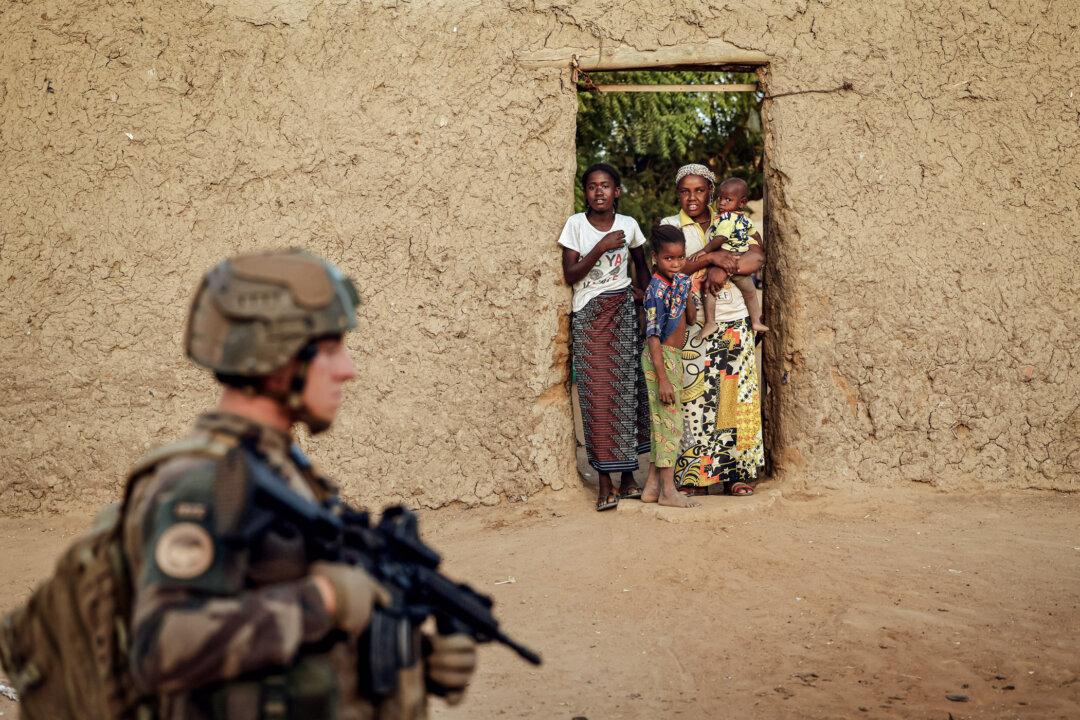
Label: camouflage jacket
xmin=122 ymin=412 xmax=427 ymax=720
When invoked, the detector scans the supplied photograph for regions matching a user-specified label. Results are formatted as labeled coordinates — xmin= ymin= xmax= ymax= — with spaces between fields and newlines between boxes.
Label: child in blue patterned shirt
xmin=640 ymin=225 xmax=699 ymax=509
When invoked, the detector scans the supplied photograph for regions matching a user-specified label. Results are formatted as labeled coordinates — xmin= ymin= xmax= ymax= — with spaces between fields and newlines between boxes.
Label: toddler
xmin=694 ymin=177 xmax=768 ymax=340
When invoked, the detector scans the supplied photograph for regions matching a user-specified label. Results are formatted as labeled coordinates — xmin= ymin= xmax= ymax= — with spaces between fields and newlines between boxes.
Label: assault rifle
xmin=223 ymin=444 xmax=542 ymax=697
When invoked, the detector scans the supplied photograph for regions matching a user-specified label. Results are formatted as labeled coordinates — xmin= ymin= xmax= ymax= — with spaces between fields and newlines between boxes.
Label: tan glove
xmin=425 ymin=633 xmax=477 ymax=706
xmin=310 ymin=561 xmax=390 ymax=635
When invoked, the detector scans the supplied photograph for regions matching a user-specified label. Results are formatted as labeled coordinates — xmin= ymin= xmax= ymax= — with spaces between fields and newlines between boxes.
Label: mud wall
xmin=1 ymin=0 xmax=1077 ymax=514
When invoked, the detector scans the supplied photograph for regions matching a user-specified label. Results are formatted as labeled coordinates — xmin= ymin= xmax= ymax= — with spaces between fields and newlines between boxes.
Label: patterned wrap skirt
xmin=571 ymin=288 xmax=651 ymax=473
xmin=642 ymin=344 xmax=684 ymax=468
xmin=675 ymin=316 xmax=765 ymax=488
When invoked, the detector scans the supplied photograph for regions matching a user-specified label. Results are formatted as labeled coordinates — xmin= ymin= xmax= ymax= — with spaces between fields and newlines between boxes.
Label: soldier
xmin=121 ymin=249 xmax=476 ymax=720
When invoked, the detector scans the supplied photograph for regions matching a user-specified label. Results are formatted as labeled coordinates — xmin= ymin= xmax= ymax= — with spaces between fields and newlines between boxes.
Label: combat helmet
xmin=185 ymin=249 xmax=359 ymax=378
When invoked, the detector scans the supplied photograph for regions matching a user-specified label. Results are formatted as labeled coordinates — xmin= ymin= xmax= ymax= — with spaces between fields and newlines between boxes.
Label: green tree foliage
xmin=575 ymin=71 xmax=763 ymax=233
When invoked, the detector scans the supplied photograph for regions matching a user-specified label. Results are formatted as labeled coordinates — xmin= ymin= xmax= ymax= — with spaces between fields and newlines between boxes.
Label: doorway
xmin=570 ymin=68 xmax=772 ymax=489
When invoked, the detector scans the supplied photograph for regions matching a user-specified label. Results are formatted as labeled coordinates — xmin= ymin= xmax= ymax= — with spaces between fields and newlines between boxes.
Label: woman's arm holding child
xmin=703 ymin=244 xmax=764 ymax=294
xmin=683 ymin=235 xmax=740 ymax=276
xmin=733 ymin=243 xmax=765 ymax=274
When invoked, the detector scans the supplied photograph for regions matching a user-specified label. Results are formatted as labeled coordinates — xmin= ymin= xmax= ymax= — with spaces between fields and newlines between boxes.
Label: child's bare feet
xmin=750 ymin=318 xmax=770 ymax=333
xmin=658 ymin=488 xmax=699 ymax=508
xmin=694 ymin=322 xmax=717 ymax=342
xmin=653 ymin=467 xmax=697 ymax=507
xmin=641 ymin=466 xmax=660 ymax=503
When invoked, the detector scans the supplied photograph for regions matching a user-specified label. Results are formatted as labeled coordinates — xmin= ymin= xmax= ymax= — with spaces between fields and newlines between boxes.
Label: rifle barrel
xmin=495 ymin=631 xmax=542 ymax=665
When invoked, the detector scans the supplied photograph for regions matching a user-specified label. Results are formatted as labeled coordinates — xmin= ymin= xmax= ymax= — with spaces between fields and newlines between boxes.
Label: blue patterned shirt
xmin=644 ymin=273 xmax=692 ymax=342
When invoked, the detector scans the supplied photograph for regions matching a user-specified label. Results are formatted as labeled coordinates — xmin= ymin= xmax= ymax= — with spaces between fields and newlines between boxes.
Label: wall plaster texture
xmin=1 ymin=0 xmax=1077 ymax=514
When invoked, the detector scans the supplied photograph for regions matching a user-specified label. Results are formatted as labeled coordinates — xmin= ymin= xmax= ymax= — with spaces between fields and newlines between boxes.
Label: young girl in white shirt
xmin=558 ymin=163 xmax=651 ymax=511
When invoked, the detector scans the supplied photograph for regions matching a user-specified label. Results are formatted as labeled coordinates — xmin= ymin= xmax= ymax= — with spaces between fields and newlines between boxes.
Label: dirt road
xmin=2 ymin=484 xmax=1078 ymax=719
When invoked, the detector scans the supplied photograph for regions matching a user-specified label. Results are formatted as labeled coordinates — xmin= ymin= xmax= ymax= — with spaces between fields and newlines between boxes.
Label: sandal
xmin=618 ymin=485 xmax=643 ymax=500
xmin=725 ymin=481 xmax=754 ymax=497
xmin=595 ymin=493 xmax=619 ymax=512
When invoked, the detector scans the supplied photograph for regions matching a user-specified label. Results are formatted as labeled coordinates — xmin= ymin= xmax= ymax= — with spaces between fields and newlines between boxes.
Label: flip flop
xmin=725 ymin=481 xmax=754 ymax=496
xmin=595 ymin=493 xmax=619 ymax=512
xmin=619 ymin=487 xmax=643 ymax=500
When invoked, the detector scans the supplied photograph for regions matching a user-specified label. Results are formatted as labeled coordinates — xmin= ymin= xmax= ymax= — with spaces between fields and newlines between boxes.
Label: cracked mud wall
xmin=1 ymin=1 xmax=1077 ymax=514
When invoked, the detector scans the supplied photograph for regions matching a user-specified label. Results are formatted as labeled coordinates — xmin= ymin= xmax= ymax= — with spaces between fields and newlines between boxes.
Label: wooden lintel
xmin=583 ymin=84 xmax=759 ymax=93
xmin=517 ymin=41 xmax=769 ymax=71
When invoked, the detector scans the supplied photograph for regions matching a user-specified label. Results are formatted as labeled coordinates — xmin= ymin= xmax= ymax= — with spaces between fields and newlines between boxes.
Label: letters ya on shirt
xmin=587 ymin=250 xmax=625 ymax=282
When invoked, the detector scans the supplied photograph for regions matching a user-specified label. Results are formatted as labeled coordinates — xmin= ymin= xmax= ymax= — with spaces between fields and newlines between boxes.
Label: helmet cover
xmin=185 ymin=249 xmax=359 ymax=376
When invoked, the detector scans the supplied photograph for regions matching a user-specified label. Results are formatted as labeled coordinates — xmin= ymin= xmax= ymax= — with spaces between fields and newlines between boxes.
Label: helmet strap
xmin=287 ymin=342 xmax=332 ymax=435
xmin=286 ymin=342 xmax=317 ymax=412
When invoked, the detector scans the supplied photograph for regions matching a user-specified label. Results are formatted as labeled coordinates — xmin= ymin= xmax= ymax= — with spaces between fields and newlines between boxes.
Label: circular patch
xmin=154 ymin=522 xmax=214 ymax=579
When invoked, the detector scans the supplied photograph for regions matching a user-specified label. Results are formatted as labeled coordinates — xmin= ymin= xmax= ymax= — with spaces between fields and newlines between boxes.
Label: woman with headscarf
xmin=659 ymin=164 xmax=765 ymax=496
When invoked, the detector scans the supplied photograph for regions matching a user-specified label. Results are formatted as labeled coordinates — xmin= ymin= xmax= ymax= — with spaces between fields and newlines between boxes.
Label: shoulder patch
xmin=154 ymin=522 xmax=214 ymax=579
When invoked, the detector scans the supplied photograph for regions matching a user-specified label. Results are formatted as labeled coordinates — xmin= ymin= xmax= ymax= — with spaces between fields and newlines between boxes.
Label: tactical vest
xmin=0 ymin=435 xmax=234 ymax=720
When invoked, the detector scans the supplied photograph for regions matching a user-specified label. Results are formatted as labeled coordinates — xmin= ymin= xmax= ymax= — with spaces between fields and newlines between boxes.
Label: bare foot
xmin=641 ymin=466 xmax=660 ymax=503
xmin=658 ymin=491 xmax=699 ymax=508
xmin=751 ymin=319 xmax=770 ymax=333
xmin=694 ymin=322 xmax=717 ymax=342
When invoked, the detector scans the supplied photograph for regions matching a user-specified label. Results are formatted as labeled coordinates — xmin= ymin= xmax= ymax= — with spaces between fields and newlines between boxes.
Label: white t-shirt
xmin=660 ymin=212 xmax=749 ymax=323
xmin=558 ymin=213 xmax=647 ymax=312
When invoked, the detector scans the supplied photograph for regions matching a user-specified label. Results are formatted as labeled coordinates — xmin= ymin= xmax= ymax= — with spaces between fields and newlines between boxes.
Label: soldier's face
xmin=302 ymin=337 xmax=356 ymax=425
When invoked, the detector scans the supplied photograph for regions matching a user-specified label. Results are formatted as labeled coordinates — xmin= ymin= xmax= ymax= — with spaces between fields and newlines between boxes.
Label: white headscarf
xmin=675 ymin=163 xmax=716 ymax=187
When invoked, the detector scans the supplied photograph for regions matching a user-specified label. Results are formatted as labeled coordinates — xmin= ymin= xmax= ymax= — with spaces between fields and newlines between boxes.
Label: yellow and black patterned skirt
xmin=674 ymin=317 xmax=764 ymax=489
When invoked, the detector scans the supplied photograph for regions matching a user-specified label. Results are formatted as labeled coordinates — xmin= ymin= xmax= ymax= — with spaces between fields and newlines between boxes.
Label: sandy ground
xmin=2 ymin=484 xmax=1079 ymax=720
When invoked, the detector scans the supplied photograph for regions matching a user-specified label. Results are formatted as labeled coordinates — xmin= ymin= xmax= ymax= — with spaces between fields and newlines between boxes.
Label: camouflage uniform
xmin=121 ymin=250 xmax=434 ymax=720
xmin=123 ymin=412 xmax=427 ymax=720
